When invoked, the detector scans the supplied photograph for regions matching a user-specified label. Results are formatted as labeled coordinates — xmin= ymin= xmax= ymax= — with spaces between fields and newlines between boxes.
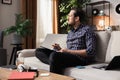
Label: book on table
xmin=8 ymin=71 xmax=35 ymax=80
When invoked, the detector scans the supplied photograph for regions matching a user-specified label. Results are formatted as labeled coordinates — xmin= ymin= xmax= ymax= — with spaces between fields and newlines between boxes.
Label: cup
xmin=16 ymin=57 xmax=24 ymax=66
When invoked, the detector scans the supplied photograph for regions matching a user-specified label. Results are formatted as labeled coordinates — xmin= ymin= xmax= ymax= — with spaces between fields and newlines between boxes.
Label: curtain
xmin=36 ymin=0 xmax=53 ymax=47
xmin=21 ymin=0 xmax=37 ymax=49
xmin=21 ymin=0 xmax=58 ymax=48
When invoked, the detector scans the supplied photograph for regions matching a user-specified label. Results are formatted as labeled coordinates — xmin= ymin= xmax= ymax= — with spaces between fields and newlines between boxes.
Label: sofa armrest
xmin=17 ymin=49 xmax=36 ymax=57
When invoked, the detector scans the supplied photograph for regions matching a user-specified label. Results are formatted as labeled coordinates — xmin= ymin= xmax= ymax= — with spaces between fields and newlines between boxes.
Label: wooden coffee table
xmin=0 ymin=67 xmax=75 ymax=80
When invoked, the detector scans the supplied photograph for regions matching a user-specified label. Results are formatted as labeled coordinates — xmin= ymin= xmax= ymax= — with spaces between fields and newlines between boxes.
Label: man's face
xmin=67 ymin=10 xmax=76 ymax=26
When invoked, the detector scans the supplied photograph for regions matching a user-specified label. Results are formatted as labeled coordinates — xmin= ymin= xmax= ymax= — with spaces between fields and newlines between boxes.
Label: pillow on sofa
xmin=95 ymin=31 xmax=111 ymax=62
xmin=106 ymin=31 xmax=120 ymax=62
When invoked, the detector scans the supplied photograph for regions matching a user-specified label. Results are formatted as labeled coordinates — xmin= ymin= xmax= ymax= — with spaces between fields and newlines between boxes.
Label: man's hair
xmin=71 ymin=7 xmax=87 ymax=24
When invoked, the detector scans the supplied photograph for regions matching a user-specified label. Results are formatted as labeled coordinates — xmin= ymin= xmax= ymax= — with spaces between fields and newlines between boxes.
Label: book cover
xmin=8 ymin=71 xmax=35 ymax=80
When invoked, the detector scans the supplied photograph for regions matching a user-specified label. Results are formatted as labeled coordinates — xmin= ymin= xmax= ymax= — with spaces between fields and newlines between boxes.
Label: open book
xmin=40 ymin=46 xmax=58 ymax=51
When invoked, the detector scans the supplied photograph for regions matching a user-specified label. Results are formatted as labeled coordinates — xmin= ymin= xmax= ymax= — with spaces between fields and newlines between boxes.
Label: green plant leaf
xmin=3 ymin=14 xmax=32 ymax=37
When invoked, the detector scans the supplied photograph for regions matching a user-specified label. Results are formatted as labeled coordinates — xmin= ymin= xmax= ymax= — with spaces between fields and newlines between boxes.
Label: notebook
xmin=40 ymin=46 xmax=52 ymax=50
xmin=40 ymin=46 xmax=58 ymax=51
xmin=105 ymin=56 xmax=120 ymax=70
xmin=8 ymin=71 xmax=35 ymax=80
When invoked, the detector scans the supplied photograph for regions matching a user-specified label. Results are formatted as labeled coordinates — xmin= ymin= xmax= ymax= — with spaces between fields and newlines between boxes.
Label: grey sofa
xmin=17 ymin=31 xmax=120 ymax=80
xmin=0 ymin=30 xmax=7 ymax=66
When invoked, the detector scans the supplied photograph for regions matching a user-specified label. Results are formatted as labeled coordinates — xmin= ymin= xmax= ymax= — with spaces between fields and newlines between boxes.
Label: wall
xmin=0 ymin=0 xmax=21 ymax=64
xmin=91 ymin=0 xmax=120 ymax=28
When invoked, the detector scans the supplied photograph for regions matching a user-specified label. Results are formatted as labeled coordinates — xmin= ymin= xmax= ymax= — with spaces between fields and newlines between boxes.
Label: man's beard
xmin=67 ymin=24 xmax=73 ymax=30
xmin=68 ymin=22 xmax=75 ymax=26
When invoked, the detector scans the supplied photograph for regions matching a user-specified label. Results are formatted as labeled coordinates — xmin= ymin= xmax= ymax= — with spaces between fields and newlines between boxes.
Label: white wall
xmin=0 ymin=0 xmax=21 ymax=64
xmin=91 ymin=0 xmax=120 ymax=26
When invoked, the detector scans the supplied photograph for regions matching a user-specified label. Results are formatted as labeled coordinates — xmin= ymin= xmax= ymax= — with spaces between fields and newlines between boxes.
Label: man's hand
xmin=52 ymin=43 xmax=61 ymax=51
xmin=58 ymin=48 xmax=68 ymax=52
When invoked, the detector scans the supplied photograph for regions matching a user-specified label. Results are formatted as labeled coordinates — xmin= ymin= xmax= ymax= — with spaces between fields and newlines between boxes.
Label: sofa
xmin=17 ymin=31 xmax=120 ymax=80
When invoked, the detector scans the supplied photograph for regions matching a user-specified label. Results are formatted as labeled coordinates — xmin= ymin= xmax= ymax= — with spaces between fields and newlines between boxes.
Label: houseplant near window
xmin=3 ymin=14 xmax=32 ymax=44
xmin=59 ymin=0 xmax=91 ymax=33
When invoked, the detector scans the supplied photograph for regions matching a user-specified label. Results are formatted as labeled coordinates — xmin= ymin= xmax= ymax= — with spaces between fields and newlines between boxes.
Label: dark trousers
xmin=35 ymin=48 xmax=88 ymax=74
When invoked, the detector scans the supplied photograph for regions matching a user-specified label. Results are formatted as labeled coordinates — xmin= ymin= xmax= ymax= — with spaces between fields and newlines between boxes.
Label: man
xmin=35 ymin=7 xmax=96 ymax=74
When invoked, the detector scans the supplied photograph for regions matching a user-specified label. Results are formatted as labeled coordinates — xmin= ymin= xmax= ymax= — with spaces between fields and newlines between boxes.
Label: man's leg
xmin=49 ymin=52 xmax=87 ymax=74
xmin=35 ymin=48 xmax=53 ymax=64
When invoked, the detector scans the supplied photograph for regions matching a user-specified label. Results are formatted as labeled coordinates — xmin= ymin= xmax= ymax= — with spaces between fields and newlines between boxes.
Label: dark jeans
xmin=35 ymin=48 xmax=88 ymax=74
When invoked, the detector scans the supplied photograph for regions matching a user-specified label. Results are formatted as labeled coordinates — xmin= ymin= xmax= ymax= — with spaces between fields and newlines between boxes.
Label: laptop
xmin=105 ymin=56 xmax=120 ymax=70
xmin=92 ymin=56 xmax=120 ymax=70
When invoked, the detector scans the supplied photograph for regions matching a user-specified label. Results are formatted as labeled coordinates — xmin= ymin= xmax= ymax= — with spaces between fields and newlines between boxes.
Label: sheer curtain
xmin=36 ymin=0 xmax=53 ymax=47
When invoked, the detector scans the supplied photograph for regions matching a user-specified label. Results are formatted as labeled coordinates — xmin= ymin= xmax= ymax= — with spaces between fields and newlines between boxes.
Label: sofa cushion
xmin=64 ymin=67 xmax=120 ymax=80
xmin=24 ymin=57 xmax=49 ymax=71
xmin=41 ymin=34 xmax=67 ymax=49
xmin=95 ymin=31 xmax=111 ymax=62
xmin=106 ymin=31 xmax=120 ymax=62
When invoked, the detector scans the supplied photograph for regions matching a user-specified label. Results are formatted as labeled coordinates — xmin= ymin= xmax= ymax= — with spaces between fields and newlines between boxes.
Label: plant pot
xmin=12 ymin=34 xmax=22 ymax=44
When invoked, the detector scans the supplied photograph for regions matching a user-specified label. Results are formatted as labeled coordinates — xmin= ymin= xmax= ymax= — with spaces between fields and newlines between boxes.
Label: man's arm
xmin=52 ymin=43 xmax=86 ymax=56
xmin=59 ymin=49 xmax=87 ymax=57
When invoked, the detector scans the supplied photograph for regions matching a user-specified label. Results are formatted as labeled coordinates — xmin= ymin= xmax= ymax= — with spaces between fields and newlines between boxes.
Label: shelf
xmin=87 ymin=14 xmax=110 ymax=18
xmin=86 ymin=0 xmax=110 ymax=30
xmin=93 ymin=15 xmax=109 ymax=17
xmin=87 ymin=1 xmax=110 ymax=6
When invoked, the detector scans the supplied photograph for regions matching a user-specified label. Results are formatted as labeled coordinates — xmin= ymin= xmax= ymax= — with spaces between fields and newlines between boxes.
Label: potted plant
xmin=3 ymin=14 xmax=32 ymax=44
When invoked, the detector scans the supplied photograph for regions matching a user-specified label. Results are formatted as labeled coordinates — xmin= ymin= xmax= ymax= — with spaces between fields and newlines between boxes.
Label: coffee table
xmin=0 ymin=68 xmax=75 ymax=80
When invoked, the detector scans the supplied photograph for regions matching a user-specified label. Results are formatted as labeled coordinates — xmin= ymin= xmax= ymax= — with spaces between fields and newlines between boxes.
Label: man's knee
xmin=35 ymin=48 xmax=43 ymax=57
xmin=49 ymin=52 xmax=61 ymax=64
xmin=49 ymin=52 xmax=56 ymax=60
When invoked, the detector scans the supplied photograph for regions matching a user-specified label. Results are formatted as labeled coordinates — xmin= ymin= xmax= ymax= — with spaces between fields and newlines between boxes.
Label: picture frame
xmin=2 ymin=0 xmax=12 ymax=5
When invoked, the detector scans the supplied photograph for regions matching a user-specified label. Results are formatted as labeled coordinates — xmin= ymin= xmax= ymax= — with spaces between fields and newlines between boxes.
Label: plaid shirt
xmin=67 ymin=24 xmax=96 ymax=57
